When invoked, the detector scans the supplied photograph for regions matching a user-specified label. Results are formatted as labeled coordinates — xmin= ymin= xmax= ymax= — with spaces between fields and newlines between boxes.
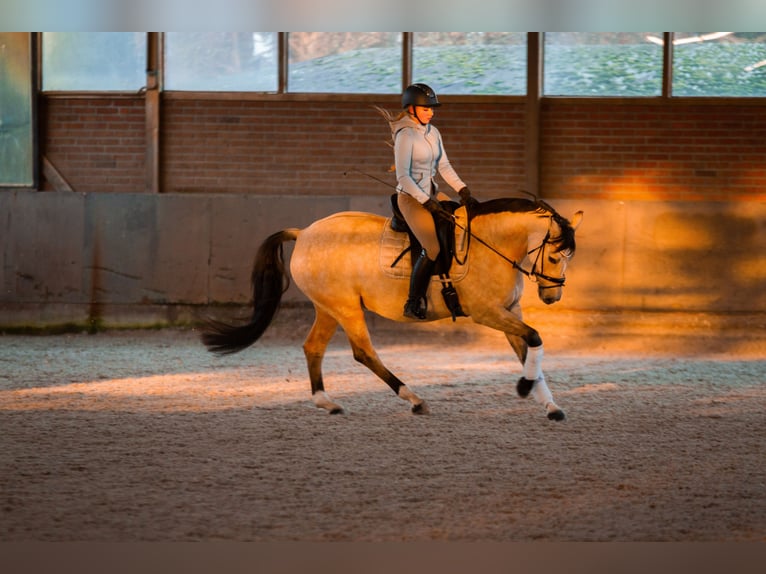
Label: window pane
xmin=288 ymin=33 xmax=401 ymax=93
xmin=544 ymin=33 xmax=662 ymax=96
xmin=165 ymin=32 xmax=278 ymax=92
xmin=0 ymin=33 xmax=34 ymax=186
xmin=413 ymin=32 xmax=526 ymax=95
xmin=43 ymin=32 xmax=146 ymax=91
xmin=672 ymin=32 xmax=766 ymax=96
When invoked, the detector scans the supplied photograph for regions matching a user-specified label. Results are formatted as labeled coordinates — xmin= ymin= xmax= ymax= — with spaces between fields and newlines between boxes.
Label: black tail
xmin=201 ymin=229 xmax=299 ymax=355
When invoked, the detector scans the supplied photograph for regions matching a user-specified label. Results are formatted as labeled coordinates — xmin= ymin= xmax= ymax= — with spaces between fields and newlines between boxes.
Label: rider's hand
xmin=458 ymin=186 xmax=479 ymax=209
xmin=423 ymin=198 xmax=453 ymax=222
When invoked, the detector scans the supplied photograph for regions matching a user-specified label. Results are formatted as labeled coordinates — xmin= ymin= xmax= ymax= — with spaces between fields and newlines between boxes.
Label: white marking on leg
xmin=312 ymin=391 xmax=345 ymax=413
xmin=398 ymin=384 xmax=429 ymax=413
xmin=397 ymin=384 xmax=418 ymax=403
xmin=531 ymin=375 xmax=560 ymax=414
xmin=522 ymin=345 xmax=543 ymax=380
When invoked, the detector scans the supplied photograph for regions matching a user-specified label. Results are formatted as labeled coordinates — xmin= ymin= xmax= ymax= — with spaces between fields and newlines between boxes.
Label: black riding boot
xmin=403 ymin=249 xmax=436 ymax=320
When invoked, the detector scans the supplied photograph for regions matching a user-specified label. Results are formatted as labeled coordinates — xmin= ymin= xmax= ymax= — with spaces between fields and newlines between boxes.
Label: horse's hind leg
xmin=340 ymin=311 xmax=429 ymax=414
xmin=304 ymin=306 xmax=346 ymax=414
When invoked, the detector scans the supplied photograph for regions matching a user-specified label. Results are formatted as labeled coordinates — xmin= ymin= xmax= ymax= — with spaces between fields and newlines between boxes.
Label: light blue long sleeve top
xmin=390 ymin=114 xmax=466 ymax=204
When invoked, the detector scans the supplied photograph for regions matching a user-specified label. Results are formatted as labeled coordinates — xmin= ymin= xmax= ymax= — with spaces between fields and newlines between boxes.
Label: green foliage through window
xmin=673 ymin=33 xmax=766 ymax=96
xmin=413 ymin=33 xmax=527 ymax=95
xmin=544 ymin=33 xmax=663 ymax=96
xmin=37 ymin=32 xmax=766 ymax=98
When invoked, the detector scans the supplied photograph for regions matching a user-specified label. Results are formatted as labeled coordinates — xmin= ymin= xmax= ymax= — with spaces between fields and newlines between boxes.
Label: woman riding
xmin=379 ymin=83 xmax=478 ymax=320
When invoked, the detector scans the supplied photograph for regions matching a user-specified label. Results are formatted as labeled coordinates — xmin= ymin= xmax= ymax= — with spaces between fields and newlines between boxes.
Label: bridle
xmin=525 ymin=226 xmax=569 ymax=289
xmin=452 ymin=212 xmax=567 ymax=289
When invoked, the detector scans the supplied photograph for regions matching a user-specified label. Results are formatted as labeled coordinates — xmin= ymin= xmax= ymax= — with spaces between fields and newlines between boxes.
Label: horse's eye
xmin=548 ymin=256 xmax=559 ymax=264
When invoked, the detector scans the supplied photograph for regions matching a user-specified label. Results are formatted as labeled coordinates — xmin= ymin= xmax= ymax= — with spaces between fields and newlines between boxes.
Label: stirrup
xmin=403 ymin=298 xmax=427 ymax=320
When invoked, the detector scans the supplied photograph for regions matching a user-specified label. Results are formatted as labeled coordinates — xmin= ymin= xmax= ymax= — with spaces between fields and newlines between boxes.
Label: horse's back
xmin=296 ymin=211 xmax=387 ymax=255
xmin=290 ymin=211 xmax=392 ymax=303
xmin=302 ymin=210 xmax=386 ymax=235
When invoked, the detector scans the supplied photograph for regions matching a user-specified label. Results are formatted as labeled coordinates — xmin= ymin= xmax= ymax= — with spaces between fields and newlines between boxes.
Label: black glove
xmin=423 ymin=198 xmax=453 ymax=222
xmin=458 ymin=186 xmax=479 ymax=208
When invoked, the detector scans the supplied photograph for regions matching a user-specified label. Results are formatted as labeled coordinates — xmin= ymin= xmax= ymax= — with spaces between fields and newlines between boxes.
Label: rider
xmin=381 ymin=83 xmax=478 ymax=320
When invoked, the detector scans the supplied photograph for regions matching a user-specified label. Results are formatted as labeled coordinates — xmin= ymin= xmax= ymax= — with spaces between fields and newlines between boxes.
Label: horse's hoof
xmin=517 ymin=377 xmax=535 ymax=398
xmin=411 ymin=402 xmax=430 ymax=415
xmin=547 ymin=409 xmax=565 ymax=421
xmin=329 ymin=406 xmax=347 ymax=415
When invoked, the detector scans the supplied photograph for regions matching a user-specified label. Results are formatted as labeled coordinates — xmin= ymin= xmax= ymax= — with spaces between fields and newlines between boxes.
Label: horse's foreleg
xmin=476 ymin=310 xmax=564 ymax=421
xmin=515 ymin=343 xmax=565 ymax=421
xmin=505 ymin=333 xmax=527 ymax=364
xmin=303 ymin=307 xmax=346 ymax=414
xmin=341 ymin=313 xmax=429 ymax=414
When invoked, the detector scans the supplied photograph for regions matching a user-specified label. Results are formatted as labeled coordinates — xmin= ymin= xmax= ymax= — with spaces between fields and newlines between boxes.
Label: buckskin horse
xmin=202 ymin=197 xmax=583 ymax=420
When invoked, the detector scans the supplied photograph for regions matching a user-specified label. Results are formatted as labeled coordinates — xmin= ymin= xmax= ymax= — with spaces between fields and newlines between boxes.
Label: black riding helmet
xmin=401 ymin=83 xmax=441 ymax=109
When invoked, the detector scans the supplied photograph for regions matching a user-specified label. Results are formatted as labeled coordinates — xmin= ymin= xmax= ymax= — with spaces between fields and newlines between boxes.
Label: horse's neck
xmin=524 ymin=215 xmax=552 ymax=252
xmin=475 ymin=211 xmax=550 ymax=258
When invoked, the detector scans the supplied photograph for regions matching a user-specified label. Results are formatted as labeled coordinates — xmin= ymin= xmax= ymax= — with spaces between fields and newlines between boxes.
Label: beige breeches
xmin=397 ymin=191 xmax=449 ymax=261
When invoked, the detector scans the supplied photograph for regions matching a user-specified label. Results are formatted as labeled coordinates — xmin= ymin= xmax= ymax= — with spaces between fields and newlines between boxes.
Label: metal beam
xmin=525 ymin=32 xmax=543 ymax=197
xmin=145 ymin=32 xmax=160 ymax=193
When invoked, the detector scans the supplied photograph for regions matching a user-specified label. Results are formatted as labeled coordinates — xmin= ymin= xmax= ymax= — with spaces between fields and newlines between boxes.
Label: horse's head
xmin=469 ymin=197 xmax=583 ymax=304
xmin=530 ymin=209 xmax=583 ymax=305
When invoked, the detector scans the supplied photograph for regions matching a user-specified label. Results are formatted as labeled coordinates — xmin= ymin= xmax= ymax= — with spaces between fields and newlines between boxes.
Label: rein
xmin=463 ymin=220 xmax=566 ymax=288
xmin=345 ymin=169 xmax=567 ymax=288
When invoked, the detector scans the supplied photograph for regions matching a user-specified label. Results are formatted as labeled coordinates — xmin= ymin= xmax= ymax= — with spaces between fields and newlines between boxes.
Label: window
xmin=544 ymin=32 xmax=663 ymax=96
xmin=671 ymin=32 xmax=766 ymax=96
xmin=0 ymin=33 xmax=34 ymax=186
xmin=42 ymin=32 xmax=146 ymax=91
xmin=288 ymin=33 xmax=401 ymax=93
xmin=36 ymin=32 xmax=766 ymax=99
xmin=164 ymin=33 xmax=278 ymax=92
xmin=413 ymin=32 xmax=526 ymax=95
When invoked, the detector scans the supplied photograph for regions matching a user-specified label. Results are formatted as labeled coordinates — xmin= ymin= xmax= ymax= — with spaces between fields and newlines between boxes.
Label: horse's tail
xmin=201 ymin=228 xmax=300 ymax=355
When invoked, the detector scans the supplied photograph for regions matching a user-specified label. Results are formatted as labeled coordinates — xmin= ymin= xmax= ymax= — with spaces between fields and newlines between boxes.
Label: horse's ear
xmin=570 ymin=211 xmax=584 ymax=231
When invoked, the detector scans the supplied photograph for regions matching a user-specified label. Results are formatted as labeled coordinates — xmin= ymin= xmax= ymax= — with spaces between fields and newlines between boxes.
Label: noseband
xmin=526 ymin=225 xmax=568 ymax=290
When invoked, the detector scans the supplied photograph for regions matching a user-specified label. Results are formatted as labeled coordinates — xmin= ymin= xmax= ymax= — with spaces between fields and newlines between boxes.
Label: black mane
xmin=470 ymin=197 xmax=577 ymax=254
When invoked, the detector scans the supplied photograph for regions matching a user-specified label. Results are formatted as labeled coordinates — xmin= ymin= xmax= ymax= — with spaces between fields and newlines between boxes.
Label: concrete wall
xmin=2 ymin=190 xmax=764 ymax=329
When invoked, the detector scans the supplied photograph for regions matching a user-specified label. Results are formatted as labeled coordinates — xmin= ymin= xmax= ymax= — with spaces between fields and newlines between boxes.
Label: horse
xmin=202 ymin=197 xmax=583 ymax=420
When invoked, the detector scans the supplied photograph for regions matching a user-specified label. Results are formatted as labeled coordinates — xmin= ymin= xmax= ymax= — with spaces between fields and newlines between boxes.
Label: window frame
xmin=34 ymin=32 xmax=766 ymax=106
xmin=39 ymin=32 xmax=148 ymax=94
xmin=0 ymin=32 xmax=38 ymax=189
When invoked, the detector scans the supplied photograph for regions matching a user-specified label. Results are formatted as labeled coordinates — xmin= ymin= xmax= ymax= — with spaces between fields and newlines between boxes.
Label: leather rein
xmin=455 ymin=214 xmax=567 ymax=289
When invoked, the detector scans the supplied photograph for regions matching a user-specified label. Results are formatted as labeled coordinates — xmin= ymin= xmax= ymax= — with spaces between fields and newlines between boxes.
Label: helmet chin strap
xmin=410 ymin=106 xmax=429 ymax=126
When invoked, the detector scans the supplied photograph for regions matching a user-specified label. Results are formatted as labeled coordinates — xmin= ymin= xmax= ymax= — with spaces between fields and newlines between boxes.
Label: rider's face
xmin=412 ymin=105 xmax=434 ymax=124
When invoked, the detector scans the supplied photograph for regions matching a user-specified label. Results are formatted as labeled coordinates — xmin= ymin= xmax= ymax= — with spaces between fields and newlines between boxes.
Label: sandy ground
xmin=1 ymin=310 xmax=764 ymax=542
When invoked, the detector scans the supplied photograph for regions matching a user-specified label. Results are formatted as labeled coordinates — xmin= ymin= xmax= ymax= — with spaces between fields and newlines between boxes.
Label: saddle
xmin=389 ymin=193 xmax=467 ymax=321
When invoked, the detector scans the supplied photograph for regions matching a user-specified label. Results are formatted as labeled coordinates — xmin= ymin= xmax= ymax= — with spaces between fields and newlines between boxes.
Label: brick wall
xmin=542 ymin=102 xmax=766 ymax=201
xmin=41 ymin=97 xmax=145 ymax=193
xmin=40 ymin=96 xmax=766 ymax=202
xmin=159 ymin=99 xmax=527 ymax=198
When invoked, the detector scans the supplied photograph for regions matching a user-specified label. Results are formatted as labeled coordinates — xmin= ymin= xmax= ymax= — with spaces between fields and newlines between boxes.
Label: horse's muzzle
xmin=538 ymin=285 xmax=562 ymax=305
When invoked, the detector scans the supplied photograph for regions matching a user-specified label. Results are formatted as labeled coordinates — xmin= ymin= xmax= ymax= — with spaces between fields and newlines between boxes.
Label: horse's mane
xmin=470 ymin=197 xmax=577 ymax=254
